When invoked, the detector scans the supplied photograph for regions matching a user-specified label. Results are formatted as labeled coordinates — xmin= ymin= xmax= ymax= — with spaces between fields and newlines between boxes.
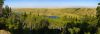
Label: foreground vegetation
xmin=0 ymin=0 xmax=100 ymax=34
xmin=0 ymin=6 xmax=99 ymax=34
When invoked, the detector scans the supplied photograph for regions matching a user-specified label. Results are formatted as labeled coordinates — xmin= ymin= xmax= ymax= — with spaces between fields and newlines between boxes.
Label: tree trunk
xmin=0 ymin=5 xmax=2 ymax=16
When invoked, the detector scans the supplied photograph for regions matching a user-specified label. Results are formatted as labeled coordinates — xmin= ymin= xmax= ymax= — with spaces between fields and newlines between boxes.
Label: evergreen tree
xmin=96 ymin=3 xmax=100 ymax=34
xmin=0 ymin=0 xmax=4 ymax=16
xmin=96 ymin=3 xmax=100 ymax=27
xmin=2 ymin=5 xmax=12 ymax=18
xmin=0 ymin=0 xmax=4 ymax=4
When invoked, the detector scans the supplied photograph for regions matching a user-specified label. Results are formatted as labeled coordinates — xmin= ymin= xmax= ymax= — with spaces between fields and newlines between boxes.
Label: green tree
xmin=96 ymin=3 xmax=100 ymax=27
xmin=0 ymin=0 xmax=4 ymax=16
xmin=96 ymin=3 xmax=100 ymax=34
xmin=0 ymin=0 xmax=4 ymax=4
xmin=2 ymin=5 xmax=12 ymax=18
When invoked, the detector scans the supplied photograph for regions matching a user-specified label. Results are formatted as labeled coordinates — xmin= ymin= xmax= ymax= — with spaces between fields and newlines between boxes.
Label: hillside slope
xmin=12 ymin=8 xmax=96 ymax=16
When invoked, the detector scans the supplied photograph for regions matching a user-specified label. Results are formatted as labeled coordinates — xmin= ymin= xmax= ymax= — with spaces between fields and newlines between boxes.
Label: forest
xmin=0 ymin=0 xmax=100 ymax=34
xmin=0 ymin=6 xmax=99 ymax=34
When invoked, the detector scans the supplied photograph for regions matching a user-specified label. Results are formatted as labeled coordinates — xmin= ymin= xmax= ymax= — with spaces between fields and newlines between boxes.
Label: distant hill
xmin=12 ymin=8 xmax=96 ymax=16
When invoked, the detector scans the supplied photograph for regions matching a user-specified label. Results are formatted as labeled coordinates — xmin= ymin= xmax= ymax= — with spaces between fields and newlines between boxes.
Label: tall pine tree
xmin=96 ymin=3 xmax=100 ymax=27
xmin=96 ymin=3 xmax=100 ymax=34
xmin=0 ymin=0 xmax=4 ymax=16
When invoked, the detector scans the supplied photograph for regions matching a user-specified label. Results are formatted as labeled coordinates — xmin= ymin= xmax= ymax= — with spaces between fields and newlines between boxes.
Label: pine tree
xmin=2 ymin=5 xmax=12 ymax=18
xmin=0 ymin=0 xmax=4 ymax=16
xmin=0 ymin=0 xmax=4 ymax=4
xmin=96 ymin=3 xmax=100 ymax=27
xmin=96 ymin=3 xmax=100 ymax=34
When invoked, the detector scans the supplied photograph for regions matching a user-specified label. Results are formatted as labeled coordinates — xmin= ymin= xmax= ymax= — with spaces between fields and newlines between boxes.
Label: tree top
xmin=98 ymin=3 xmax=100 ymax=5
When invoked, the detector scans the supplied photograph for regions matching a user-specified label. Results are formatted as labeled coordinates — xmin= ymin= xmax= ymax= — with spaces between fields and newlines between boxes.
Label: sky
xmin=4 ymin=0 xmax=99 ymax=8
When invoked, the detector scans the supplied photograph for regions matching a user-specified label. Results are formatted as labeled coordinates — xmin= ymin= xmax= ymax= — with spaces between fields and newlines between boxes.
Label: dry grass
xmin=12 ymin=8 xmax=96 ymax=17
xmin=0 ymin=30 xmax=11 ymax=34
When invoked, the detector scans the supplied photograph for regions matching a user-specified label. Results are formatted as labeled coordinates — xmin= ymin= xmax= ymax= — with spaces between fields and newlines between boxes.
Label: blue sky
xmin=4 ymin=0 xmax=99 ymax=8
